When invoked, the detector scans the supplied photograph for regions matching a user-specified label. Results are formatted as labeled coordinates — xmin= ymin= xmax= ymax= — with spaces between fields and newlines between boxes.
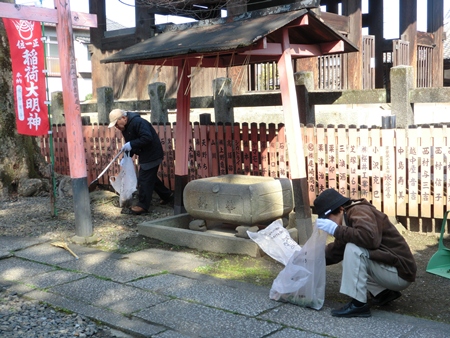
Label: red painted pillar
xmin=278 ymin=27 xmax=312 ymax=242
xmin=173 ymin=59 xmax=191 ymax=214
xmin=54 ymin=0 xmax=93 ymax=239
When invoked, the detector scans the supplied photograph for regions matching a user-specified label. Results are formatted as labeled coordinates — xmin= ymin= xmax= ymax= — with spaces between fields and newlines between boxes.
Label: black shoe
xmin=371 ymin=290 xmax=402 ymax=306
xmin=130 ymin=206 xmax=148 ymax=215
xmin=331 ymin=301 xmax=371 ymax=318
xmin=159 ymin=192 xmax=174 ymax=205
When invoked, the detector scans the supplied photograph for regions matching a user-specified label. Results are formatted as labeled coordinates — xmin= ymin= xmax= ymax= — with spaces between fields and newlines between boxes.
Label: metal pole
xmin=41 ymin=22 xmax=58 ymax=217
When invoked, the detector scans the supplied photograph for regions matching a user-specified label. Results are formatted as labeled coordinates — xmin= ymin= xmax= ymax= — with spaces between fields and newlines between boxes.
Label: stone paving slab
xmin=259 ymin=302 xmax=417 ymax=338
xmin=48 ymin=275 xmax=170 ymax=314
xmin=127 ymin=273 xmax=193 ymax=292
xmin=152 ymin=330 xmax=193 ymax=338
xmin=14 ymin=242 xmax=97 ymax=265
xmin=25 ymin=288 xmax=165 ymax=337
xmin=26 ymin=270 xmax=87 ymax=289
xmin=3 ymin=237 xmax=450 ymax=338
xmin=124 ymin=248 xmax=213 ymax=273
xmin=159 ymin=276 xmax=279 ymax=316
xmin=373 ymin=310 xmax=450 ymax=338
xmin=58 ymin=251 xmax=162 ymax=283
xmin=0 ymin=236 xmax=45 ymax=256
xmin=0 ymin=257 xmax=56 ymax=281
xmin=134 ymin=299 xmax=282 ymax=338
xmin=267 ymin=328 xmax=324 ymax=337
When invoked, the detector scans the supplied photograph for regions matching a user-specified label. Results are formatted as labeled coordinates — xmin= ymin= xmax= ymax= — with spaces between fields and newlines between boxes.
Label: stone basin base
xmin=183 ymin=175 xmax=294 ymax=226
xmin=138 ymin=213 xmax=298 ymax=257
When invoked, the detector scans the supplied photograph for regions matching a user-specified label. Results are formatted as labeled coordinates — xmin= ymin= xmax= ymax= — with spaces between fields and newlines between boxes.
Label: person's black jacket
xmin=121 ymin=112 xmax=163 ymax=164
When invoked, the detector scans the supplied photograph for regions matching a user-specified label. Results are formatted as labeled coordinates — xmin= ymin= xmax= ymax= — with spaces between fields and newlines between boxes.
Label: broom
xmin=51 ymin=241 xmax=79 ymax=259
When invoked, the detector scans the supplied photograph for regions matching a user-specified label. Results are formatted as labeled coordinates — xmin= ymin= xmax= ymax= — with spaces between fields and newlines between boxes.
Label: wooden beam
xmin=320 ymin=40 xmax=345 ymax=54
xmin=278 ymin=28 xmax=305 ymax=180
xmin=342 ymin=0 xmax=362 ymax=90
xmin=427 ymin=0 xmax=444 ymax=87
xmin=240 ymin=42 xmax=344 ymax=57
xmin=399 ymin=0 xmax=418 ymax=82
xmin=0 ymin=3 xmax=97 ymax=27
xmin=284 ymin=14 xmax=309 ymax=28
xmin=320 ymin=11 xmax=350 ymax=34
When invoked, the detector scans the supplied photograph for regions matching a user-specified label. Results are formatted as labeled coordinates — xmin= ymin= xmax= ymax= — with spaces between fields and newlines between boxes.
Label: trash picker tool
xmin=88 ymin=149 xmax=123 ymax=192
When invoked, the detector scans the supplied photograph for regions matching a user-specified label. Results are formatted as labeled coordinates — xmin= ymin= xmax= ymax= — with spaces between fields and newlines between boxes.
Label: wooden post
xmin=342 ymin=0 xmax=362 ymax=90
xmin=367 ymin=0 xmax=385 ymax=89
xmin=399 ymin=0 xmax=418 ymax=84
xmin=54 ymin=0 xmax=94 ymax=241
xmin=278 ymin=27 xmax=312 ymax=243
xmin=173 ymin=60 xmax=191 ymax=214
xmin=427 ymin=0 xmax=444 ymax=87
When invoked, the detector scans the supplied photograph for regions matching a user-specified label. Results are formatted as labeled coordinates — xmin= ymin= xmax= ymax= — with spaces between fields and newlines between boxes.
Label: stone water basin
xmin=183 ymin=174 xmax=294 ymax=226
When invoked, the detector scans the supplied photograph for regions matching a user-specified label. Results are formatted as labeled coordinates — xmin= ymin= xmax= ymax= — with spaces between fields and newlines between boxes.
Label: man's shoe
xmin=371 ymin=290 xmax=402 ymax=306
xmin=160 ymin=192 xmax=174 ymax=205
xmin=130 ymin=206 xmax=148 ymax=215
xmin=331 ymin=301 xmax=371 ymax=318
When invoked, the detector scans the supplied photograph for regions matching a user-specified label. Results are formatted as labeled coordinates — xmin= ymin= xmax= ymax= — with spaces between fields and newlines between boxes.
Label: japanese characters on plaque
xmin=408 ymin=140 xmax=419 ymax=205
xmin=360 ymin=144 xmax=370 ymax=198
xmin=349 ymin=143 xmax=358 ymax=198
xmin=3 ymin=19 xmax=49 ymax=136
xmin=395 ymin=135 xmax=407 ymax=216
xmin=307 ymin=140 xmax=315 ymax=193
xmin=338 ymin=131 xmax=347 ymax=197
xmin=383 ymin=138 xmax=394 ymax=199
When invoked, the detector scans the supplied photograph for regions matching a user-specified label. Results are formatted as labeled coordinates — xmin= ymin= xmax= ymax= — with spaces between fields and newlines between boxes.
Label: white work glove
xmin=122 ymin=142 xmax=131 ymax=152
xmin=316 ymin=218 xmax=338 ymax=236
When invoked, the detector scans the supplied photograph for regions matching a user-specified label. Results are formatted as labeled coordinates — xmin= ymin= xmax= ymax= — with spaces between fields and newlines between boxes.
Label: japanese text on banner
xmin=3 ymin=18 xmax=49 ymax=136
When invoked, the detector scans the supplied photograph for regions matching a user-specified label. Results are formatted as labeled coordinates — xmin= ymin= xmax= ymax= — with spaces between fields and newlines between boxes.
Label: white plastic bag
xmin=110 ymin=153 xmax=137 ymax=207
xmin=247 ymin=219 xmax=301 ymax=266
xmin=269 ymin=226 xmax=327 ymax=310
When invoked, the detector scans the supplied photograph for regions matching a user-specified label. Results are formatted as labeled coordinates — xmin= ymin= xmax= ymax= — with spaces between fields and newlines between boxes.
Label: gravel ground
xmin=1 ymin=189 xmax=450 ymax=337
xmin=0 ymin=190 xmax=174 ymax=338
xmin=0 ymin=288 xmax=114 ymax=337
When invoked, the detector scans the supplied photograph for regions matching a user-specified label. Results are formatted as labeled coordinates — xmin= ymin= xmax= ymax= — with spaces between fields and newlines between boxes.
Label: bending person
xmin=108 ymin=109 xmax=173 ymax=215
xmin=314 ymin=188 xmax=416 ymax=318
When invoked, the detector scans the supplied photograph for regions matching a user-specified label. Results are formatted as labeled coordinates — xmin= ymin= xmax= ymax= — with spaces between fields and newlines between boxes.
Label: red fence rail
xmin=39 ymin=122 xmax=288 ymax=192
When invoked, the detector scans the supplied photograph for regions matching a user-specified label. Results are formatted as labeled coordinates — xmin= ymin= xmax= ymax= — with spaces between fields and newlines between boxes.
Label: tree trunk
xmin=0 ymin=0 xmax=48 ymax=199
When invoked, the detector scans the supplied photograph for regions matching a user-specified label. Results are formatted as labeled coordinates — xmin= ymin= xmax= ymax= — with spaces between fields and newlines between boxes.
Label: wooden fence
xmin=39 ymin=122 xmax=450 ymax=234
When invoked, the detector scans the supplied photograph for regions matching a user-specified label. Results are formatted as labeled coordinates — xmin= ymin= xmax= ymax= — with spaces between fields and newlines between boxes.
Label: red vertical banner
xmin=3 ymin=19 xmax=49 ymax=136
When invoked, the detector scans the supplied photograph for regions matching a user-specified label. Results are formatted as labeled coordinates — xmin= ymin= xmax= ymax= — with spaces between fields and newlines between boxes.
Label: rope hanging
xmin=150 ymin=59 xmax=166 ymax=83
xmin=175 ymin=59 xmax=186 ymax=95
xmin=236 ymin=48 xmax=252 ymax=93
xmin=185 ymin=56 xmax=203 ymax=95
xmin=213 ymin=53 xmax=220 ymax=99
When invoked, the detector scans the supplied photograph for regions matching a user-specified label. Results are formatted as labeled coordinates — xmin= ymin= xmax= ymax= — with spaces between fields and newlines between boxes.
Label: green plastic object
xmin=426 ymin=211 xmax=450 ymax=279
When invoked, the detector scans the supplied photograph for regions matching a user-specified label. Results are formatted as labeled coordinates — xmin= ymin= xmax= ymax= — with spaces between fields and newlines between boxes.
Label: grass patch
xmin=195 ymin=256 xmax=279 ymax=287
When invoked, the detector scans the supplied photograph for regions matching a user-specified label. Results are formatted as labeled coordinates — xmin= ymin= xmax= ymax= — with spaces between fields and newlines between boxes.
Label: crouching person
xmin=313 ymin=189 xmax=416 ymax=318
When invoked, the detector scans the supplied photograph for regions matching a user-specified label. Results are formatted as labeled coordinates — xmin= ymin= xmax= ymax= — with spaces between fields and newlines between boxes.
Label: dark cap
xmin=314 ymin=189 xmax=350 ymax=218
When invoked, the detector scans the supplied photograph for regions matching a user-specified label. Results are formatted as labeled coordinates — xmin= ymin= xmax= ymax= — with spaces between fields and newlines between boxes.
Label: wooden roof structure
xmin=101 ymin=9 xmax=357 ymax=67
xmin=102 ymin=5 xmax=357 ymax=215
